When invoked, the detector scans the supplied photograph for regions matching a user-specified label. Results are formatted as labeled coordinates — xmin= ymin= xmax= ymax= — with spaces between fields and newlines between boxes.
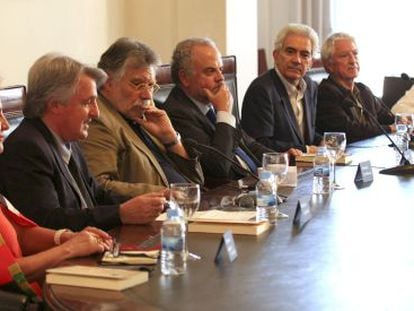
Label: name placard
xmin=354 ymin=160 xmax=373 ymax=188
xmin=214 ymin=230 xmax=238 ymax=264
xmin=293 ymin=198 xmax=312 ymax=228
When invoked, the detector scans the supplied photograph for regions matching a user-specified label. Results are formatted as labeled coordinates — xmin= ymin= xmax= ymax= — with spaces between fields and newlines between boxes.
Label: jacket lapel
xmin=98 ymin=98 xmax=169 ymax=186
xmin=272 ymin=72 xmax=304 ymax=145
xmin=29 ymin=119 xmax=87 ymax=204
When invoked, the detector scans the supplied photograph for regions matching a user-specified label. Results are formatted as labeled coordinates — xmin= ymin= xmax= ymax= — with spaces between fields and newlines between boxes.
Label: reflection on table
xmin=44 ymin=135 xmax=414 ymax=311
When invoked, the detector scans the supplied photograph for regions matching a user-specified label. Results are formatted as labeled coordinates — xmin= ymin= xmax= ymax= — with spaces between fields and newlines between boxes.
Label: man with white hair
xmin=316 ymin=32 xmax=394 ymax=143
xmin=241 ymin=23 xmax=322 ymax=156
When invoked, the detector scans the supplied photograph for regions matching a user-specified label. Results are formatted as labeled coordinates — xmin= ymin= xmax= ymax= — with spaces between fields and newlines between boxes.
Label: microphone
xmin=350 ymin=100 xmax=414 ymax=175
xmin=184 ymin=138 xmax=259 ymax=181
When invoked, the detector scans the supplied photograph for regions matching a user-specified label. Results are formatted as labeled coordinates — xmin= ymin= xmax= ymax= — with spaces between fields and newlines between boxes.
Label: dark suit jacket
xmin=241 ymin=69 xmax=321 ymax=152
xmin=0 ymin=118 xmax=121 ymax=231
xmin=163 ymin=87 xmax=272 ymax=183
xmin=316 ymin=76 xmax=394 ymax=143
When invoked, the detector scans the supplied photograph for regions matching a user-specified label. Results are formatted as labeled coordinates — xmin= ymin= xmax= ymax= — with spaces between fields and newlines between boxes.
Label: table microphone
xmin=184 ymin=139 xmax=259 ymax=181
xmin=349 ymin=100 xmax=414 ymax=175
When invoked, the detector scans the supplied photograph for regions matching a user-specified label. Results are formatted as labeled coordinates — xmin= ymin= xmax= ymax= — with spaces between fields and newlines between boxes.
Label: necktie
xmin=205 ymin=107 xmax=257 ymax=173
xmin=132 ymin=124 xmax=186 ymax=184
xmin=67 ymin=156 xmax=95 ymax=209
xmin=206 ymin=107 xmax=217 ymax=124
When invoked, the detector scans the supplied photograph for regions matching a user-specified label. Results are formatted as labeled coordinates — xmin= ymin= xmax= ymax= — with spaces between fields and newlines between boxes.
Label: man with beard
xmin=163 ymin=38 xmax=271 ymax=186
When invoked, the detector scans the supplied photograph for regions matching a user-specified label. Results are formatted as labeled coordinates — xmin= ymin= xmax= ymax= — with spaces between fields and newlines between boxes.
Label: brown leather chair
xmin=154 ymin=55 xmax=240 ymax=122
xmin=0 ymin=85 xmax=25 ymax=137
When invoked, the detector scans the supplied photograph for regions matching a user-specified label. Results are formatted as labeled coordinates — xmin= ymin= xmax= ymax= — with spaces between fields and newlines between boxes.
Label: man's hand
xmin=287 ymin=148 xmax=303 ymax=157
xmin=119 ymin=190 xmax=166 ymax=224
xmin=134 ymin=104 xmax=177 ymax=144
xmin=203 ymin=83 xmax=233 ymax=113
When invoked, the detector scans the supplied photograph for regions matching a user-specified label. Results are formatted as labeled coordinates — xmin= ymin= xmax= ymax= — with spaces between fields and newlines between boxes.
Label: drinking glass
xmin=395 ymin=112 xmax=414 ymax=137
xmin=323 ymin=132 xmax=347 ymax=190
xmin=394 ymin=113 xmax=413 ymax=164
xmin=262 ymin=152 xmax=289 ymax=186
xmin=169 ymin=183 xmax=201 ymax=260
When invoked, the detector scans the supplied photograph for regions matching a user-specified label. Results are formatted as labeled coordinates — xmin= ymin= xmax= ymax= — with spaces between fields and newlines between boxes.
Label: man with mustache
xmin=162 ymin=38 xmax=272 ymax=186
xmin=0 ymin=54 xmax=166 ymax=231
xmin=241 ymin=23 xmax=322 ymax=156
xmin=80 ymin=38 xmax=203 ymax=200
xmin=316 ymin=32 xmax=395 ymax=143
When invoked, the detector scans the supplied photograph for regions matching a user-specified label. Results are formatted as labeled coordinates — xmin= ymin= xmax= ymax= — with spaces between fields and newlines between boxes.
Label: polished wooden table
xmin=44 ymin=135 xmax=414 ymax=311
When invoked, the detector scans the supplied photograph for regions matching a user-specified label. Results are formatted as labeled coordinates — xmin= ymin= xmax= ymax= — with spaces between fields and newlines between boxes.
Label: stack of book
xmin=46 ymin=265 xmax=148 ymax=291
xmin=188 ymin=210 xmax=271 ymax=236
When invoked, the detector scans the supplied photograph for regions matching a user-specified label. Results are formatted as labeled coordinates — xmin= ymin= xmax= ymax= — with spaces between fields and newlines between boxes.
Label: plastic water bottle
xmin=255 ymin=169 xmax=277 ymax=224
xmin=161 ymin=207 xmax=187 ymax=275
xmin=313 ymin=147 xmax=331 ymax=194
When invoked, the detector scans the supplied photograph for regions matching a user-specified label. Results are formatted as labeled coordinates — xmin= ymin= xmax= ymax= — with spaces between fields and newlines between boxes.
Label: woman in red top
xmin=0 ymin=99 xmax=113 ymax=299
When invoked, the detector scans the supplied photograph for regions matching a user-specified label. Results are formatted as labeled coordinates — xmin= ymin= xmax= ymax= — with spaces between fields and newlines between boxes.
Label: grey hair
xmin=24 ymin=53 xmax=107 ymax=118
xmin=274 ymin=23 xmax=319 ymax=57
xmin=98 ymin=37 xmax=160 ymax=79
xmin=321 ymin=32 xmax=356 ymax=65
xmin=171 ymin=37 xmax=218 ymax=85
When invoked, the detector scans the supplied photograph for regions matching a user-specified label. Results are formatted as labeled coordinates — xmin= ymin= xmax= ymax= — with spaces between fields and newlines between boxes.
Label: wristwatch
xmin=163 ymin=132 xmax=181 ymax=148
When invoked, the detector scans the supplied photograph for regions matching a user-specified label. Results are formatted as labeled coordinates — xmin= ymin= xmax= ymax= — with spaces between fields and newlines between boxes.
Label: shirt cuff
xmin=216 ymin=111 xmax=236 ymax=128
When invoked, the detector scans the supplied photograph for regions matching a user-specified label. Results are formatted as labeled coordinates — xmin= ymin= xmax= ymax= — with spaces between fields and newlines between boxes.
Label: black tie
xmin=67 ymin=156 xmax=95 ymax=209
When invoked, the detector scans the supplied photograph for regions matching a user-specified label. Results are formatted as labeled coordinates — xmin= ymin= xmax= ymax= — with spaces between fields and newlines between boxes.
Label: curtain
xmin=292 ymin=0 xmax=333 ymax=43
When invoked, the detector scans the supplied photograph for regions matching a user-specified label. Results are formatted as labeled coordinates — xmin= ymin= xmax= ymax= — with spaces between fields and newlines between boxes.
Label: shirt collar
xmin=188 ymin=95 xmax=213 ymax=115
xmin=45 ymin=125 xmax=71 ymax=165
xmin=274 ymin=66 xmax=307 ymax=96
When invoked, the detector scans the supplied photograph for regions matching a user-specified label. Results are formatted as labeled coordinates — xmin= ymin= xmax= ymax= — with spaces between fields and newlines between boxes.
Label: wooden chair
xmin=154 ymin=55 xmax=240 ymax=122
xmin=0 ymin=85 xmax=25 ymax=137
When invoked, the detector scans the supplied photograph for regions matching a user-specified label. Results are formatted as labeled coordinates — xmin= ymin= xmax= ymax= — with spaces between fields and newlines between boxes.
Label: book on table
xmin=46 ymin=265 xmax=148 ymax=291
xmin=296 ymin=153 xmax=352 ymax=165
xmin=188 ymin=210 xmax=271 ymax=236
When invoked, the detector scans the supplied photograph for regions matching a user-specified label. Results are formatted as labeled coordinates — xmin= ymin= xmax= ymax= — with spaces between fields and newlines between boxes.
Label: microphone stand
xmin=184 ymin=139 xmax=259 ymax=181
xmin=357 ymin=103 xmax=414 ymax=175
xmin=184 ymin=139 xmax=286 ymax=204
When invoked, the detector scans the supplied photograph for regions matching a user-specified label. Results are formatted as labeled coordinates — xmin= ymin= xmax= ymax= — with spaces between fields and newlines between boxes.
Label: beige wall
xmin=0 ymin=0 xmax=257 ymax=104
xmin=0 ymin=0 xmax=125 ymax=86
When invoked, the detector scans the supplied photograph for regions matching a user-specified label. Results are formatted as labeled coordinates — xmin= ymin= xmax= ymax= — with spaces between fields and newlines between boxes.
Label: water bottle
xmin=313 ymin=147 xmax=331 ymax=194
xmin=255 ymin=168 xmax=277 ymax=224
xmin=161 ymin=207 xmax=187 ymax=275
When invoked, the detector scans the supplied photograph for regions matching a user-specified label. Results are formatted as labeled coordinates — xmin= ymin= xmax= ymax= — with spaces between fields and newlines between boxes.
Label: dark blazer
xmin=162 ymin=87 xmax=272 ymax=183
xmin=241 ymin=69 xmax=321 ymax=152
xmin=316 ymin=76 xmax=394 ymax=143
xmin=0 ymin=118 xmax=121 ymax=231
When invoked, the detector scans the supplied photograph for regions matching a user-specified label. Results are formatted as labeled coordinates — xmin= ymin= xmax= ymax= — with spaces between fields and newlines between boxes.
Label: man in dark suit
xmin=0 ymin=53 xmax=166 ymax=231
xmin=163 ymin=38 xmax=272 ymax=186
xmin=241 ymin=23 xmax=322 ymax=155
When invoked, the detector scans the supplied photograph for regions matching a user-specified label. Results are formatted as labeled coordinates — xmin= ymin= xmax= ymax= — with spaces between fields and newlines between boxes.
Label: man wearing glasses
xmin=80 ymin=38 xmax=203 ymax=200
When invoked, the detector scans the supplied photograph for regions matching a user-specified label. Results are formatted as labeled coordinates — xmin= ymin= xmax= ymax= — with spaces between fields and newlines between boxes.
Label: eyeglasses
xmin=128 ymin=81 xmax=160 ymax=94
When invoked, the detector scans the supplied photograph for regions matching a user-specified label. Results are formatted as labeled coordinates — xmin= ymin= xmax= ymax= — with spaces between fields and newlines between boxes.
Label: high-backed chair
xmin=154 ymin=55 xmax=240 ymax=122
xmin=0 ymin=85 xmax=25 ymax=137
xmin=382 ymin=74 xmax=414 ymax=109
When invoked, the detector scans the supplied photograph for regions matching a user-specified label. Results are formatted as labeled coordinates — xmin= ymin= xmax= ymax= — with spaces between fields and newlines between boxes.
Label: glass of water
xmin=169 ymin=183 xmax=201 ymax=260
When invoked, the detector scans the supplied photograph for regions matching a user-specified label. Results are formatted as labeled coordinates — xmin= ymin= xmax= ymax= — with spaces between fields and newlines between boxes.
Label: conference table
xmin=44 ymin=135 xmax=414 ymax=311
